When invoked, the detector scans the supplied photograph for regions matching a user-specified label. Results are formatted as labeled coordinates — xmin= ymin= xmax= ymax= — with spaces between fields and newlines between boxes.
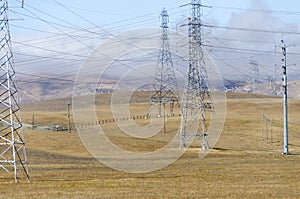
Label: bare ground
xmin=1 ymin=93 xmax=300 ymax=198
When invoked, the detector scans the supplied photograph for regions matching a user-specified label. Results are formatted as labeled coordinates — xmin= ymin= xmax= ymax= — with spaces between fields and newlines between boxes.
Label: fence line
xmin=75 ymin=114 xmax=180 ymax=128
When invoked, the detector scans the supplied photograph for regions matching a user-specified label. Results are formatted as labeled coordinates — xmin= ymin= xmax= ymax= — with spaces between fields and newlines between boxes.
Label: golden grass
xmin=1 ymin=92 xmax=300 ymax=198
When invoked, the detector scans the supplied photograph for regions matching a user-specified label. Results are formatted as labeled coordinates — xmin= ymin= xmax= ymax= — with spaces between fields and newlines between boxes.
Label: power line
xmin=14 ymin=1 xmax=102 ymax=35
xmin=203 ymin=24 xmax=300 ymax=36
xmin=14 ymin=41 xmax=96 ymax=59
xmin=7 ymin=0 xmax=300 ymax=94
xmin=209 ymin=51 xmax=250 ymax=76
xmin=210 ymin=5 xmax=300 ymax=16
xmin=11 ymin=24 xmax=103 ymax=40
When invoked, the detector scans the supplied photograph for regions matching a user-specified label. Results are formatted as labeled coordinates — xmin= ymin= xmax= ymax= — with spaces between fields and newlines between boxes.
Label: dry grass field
xmin=1 ymin=92 xmax=300 ymax=198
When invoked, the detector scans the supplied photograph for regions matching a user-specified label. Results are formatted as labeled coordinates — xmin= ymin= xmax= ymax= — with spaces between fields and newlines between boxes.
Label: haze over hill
xmin=16 ymin=72 xmax=300 ymax=103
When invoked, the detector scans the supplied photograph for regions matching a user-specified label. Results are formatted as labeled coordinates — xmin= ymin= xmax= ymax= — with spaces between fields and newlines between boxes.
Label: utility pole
xmin=281 ymin=39 xmax=291 ymax=155
xmin=163 ymin=103 xmax=166 ymax=133
xmin=148 ymin=8 xmax=180 ymax=124
xmin=67 ymin=98 xmax=71 ymax=133
xmin=180 ymin=0 xmax=214 ymax=150
xmin=262 ymin=114 xmax=273 ymax=144
xmin=0 ymin=0 xmax=30 ymax=182
xmin=32 ymin=112 xmax=35 ymax=130
xmin=276 ymin=38 xmax=295 ymax=154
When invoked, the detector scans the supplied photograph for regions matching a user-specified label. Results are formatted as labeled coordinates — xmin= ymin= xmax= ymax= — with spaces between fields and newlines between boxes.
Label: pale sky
xmin=7 ymin=0 xmax=300 ymax=82
xmin=9 ymin=0 xmax=300 ymax=36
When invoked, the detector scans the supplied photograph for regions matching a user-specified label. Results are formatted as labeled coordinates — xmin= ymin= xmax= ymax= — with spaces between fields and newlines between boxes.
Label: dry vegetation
xmin=1 ymin=92 xmax=300 ymax=198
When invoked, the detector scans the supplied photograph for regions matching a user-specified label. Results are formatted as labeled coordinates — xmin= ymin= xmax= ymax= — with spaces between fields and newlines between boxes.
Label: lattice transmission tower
xmin=148 ymin=8 xmax=179 ymax=118
xmin=0 ymin=0 xmax=30 ymax=182
xmin=248 ymin=60 xmax=259 ymax=94
xmin=180 ymin=0 xmax=214 ymax=150
xmin=265 ymin=76 xmax=275 ymax=96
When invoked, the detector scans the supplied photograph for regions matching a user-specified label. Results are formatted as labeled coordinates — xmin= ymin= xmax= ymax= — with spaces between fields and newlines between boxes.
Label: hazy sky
xmin=10 ymin=0 xmax=300 ymax=35
xmin=7 ymin=0 xmax=300 ymax=83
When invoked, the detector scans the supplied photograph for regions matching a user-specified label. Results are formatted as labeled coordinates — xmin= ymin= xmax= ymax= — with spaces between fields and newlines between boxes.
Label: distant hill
xmin=240 ymin=80 xmax=300 ymax=99
xmin=18 ymin=79 xmax=73 ymax=104
xmin=16 ymin=74 xmax=300 ymax=104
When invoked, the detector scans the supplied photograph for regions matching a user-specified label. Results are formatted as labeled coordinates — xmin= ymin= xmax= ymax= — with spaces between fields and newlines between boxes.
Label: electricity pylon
xmin=148 ymin=8 xmax=179 ymax=119
xmin=248 ymin=60 xmax=259 ymax=94
xmin=0 ymin=0 xmax=30 ymax=182
xmin=180 ymin=0 xmax=214 ymax=150
xmin=265 ymin=76 xmax=275 ymax=96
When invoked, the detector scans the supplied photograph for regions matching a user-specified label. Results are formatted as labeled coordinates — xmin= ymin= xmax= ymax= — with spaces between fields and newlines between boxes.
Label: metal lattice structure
xmin=0 ymin=0 xmax=30 ymax=182
xmin=248 ymin=60 xmax=259 ymax=94
xmin=180 ymin=0 xmax=214 ymax=149
xmin=265 ymin=76 xmax=275 ymax=96
xmin=148 ymin=8 xmax=179 ymax=118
